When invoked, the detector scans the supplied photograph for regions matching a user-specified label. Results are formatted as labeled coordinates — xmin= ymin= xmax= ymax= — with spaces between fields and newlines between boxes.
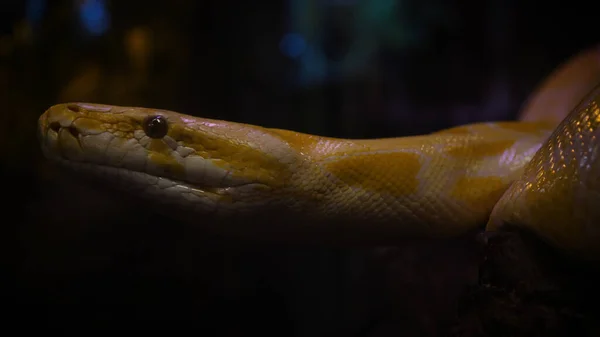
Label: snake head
xmin=38 ymin=103 xmax=303 ymax=220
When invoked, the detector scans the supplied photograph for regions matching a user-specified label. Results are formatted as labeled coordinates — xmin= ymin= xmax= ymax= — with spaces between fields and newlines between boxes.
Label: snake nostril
xmin=66 ymin=104 xmax=82 ymax=113
xmin=49 ymin=122 xmax=61 ymax=132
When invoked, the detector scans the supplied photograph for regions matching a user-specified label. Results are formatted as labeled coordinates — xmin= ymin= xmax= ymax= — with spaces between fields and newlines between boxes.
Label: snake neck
xmin=269 ymin=122 xmax=554 ymax=239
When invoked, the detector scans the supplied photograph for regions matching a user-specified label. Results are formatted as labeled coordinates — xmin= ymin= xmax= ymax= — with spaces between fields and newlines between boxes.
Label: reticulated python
xmin=37 ymin=46 xmax=600 ymax=261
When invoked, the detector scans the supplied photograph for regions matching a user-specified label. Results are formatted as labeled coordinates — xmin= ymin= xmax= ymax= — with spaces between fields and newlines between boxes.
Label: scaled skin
xmin=488 ymin=84 xmax=600 ymax=261
xmin=38 ymin=102 xmax=553 ymax=243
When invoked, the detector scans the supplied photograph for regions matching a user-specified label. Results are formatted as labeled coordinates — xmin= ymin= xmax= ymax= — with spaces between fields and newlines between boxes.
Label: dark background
xmin=2 ymin=0 xmax=598 ymax=336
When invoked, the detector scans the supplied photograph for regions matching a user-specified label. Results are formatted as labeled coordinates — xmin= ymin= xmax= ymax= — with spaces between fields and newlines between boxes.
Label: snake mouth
xmin=48 ymin=156 xmax=249 ymax=199
xmin=41 ymin=144 xmax=264 ymax=201
xmin=44 ymin=153 xmax=272 ymax=218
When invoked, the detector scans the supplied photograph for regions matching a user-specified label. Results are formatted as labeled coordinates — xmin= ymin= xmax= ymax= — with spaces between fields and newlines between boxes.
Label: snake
xmin=37 ymin=46 xmax=600 ymax=261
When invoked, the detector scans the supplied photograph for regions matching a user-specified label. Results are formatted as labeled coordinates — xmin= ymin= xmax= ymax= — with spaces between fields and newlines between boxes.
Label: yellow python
xmin=37 ymin=46 xmax=600 ymax=261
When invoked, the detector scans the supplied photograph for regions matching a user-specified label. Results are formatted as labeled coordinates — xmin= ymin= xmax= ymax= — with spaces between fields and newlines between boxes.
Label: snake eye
xmin=143 ymin=115 xmax=168 ymax=138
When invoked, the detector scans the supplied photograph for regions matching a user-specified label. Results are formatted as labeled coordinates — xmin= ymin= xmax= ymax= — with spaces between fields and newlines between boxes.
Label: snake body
xmin=38 ymin=47 xmax=600 ymax=260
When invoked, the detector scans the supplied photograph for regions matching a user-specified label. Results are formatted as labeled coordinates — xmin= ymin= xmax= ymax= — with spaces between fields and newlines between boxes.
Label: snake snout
xmin=38 ymin=104 xmax=89 ymax=161
xmin=39 ymin=104 xmax=80 ymax=137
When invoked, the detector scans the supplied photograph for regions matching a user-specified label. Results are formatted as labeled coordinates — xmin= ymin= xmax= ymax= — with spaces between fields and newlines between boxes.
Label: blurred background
xmin=2 ymin=0 xmax=598 ymax=336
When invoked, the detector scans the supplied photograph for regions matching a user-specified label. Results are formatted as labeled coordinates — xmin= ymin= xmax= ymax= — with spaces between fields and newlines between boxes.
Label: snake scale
xmin=38 ymin=46 xmax=600 ymax=261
